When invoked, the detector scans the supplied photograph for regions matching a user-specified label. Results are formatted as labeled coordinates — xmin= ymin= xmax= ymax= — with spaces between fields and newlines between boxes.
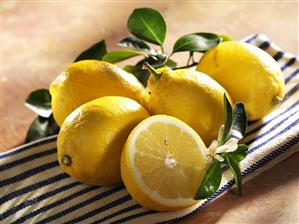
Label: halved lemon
xmin=121 ymin=115 xmax=208 ymax=211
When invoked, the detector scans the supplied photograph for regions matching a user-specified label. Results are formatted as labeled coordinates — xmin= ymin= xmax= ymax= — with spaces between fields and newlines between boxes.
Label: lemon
xmin=121 ymin=115 xmax=207 ymax=211
xmin=197 ymin=41 xmax=285 ymax=120
xmin=50 ymin=60 xmax=148 ymax=126
xmin=57 ymin=96 xmax=149 ymax=186
xmin=145 ymin=64 xmax=230 ymax=146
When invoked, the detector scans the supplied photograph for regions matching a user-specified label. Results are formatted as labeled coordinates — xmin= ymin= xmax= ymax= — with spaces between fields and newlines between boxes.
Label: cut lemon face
xmin=121 ymin=115 xmax=208 ymax=211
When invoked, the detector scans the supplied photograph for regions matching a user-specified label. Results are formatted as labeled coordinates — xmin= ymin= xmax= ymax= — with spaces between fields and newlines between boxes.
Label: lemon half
xmin=121 ymin=115 xmax=208 ymax=211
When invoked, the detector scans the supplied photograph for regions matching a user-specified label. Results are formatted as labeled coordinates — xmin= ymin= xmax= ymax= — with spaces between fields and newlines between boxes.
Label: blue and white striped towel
xmin=1 ymin=34 xmax=298 ymax=224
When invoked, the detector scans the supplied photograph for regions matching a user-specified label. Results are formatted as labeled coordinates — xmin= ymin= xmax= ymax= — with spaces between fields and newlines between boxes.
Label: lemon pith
xmin=121 ymin=115 xmax=208 ymax=211
xmin=57 ymin=96 xmax=149 ymax=186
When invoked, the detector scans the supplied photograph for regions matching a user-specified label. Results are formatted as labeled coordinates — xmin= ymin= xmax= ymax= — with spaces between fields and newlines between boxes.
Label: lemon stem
xmin=272 ymin=96 xmax=283 ymax=105
xmin=62 ymin=155 xmax=72 ymax=166
xmin=143 ymin=62 xmax=161 ymax=80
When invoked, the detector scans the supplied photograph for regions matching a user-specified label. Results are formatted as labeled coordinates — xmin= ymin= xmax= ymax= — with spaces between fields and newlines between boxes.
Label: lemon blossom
xmin=207 ymin=125 xmax=239 ymax=162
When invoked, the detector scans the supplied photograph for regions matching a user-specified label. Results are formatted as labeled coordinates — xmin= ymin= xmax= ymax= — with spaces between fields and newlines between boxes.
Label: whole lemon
xmin=145 ymin=64 xmax=230 ymax=146
xmin=197 ymin=41 xmax=285 ymax=120
xmin=50 ymin=60 xmax=148 ymax=126
xmin=57 ymin=96 xmax=149 ymax=186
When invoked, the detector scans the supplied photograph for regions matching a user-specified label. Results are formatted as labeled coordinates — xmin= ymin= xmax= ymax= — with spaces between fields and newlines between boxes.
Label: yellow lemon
xmin=145 ymin=64 xmax=230 ymax=146
xmin=121 ymin=115 xmax=207 ymax=211
xmin=197 ymin=41 xmax=285 ymax=120
xmin=50 ymin=60 xmax=148 ymax=126
xmin=57 ymin=96 xmax=149 ymax=186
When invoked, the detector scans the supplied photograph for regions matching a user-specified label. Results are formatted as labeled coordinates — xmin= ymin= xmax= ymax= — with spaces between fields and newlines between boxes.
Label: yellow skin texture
xmin=50 ymin=60 xmax=148 ymax=126
xmin=197 ymin=41 xmax=285 ymax=121
xmin=57 ymin=96 xmax=149 ymax=186
xmin=146 ymin=68 xmax=229 ymax=146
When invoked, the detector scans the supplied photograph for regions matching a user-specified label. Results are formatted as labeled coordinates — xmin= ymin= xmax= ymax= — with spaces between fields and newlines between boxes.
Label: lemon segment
xmin=121 ymin=115 xmax=208 ymax=211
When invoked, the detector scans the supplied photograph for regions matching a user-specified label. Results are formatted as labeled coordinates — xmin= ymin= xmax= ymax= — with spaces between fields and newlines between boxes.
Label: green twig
xmin=186 ymin=53 xmax=192 ymax=65
xmin=143 ymin=62 xmax=161 ymax=80
xmin=174 ymin=62 xmax=198 ymax=70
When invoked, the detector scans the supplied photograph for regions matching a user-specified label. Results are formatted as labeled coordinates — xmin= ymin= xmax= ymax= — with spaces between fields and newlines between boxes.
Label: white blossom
xmin=207 ymin=125 xmax=239 ymax=162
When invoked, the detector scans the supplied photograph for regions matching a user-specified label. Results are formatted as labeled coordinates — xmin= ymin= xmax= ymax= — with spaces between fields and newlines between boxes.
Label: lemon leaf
xmin=221 ymin=95 xmax=247 ymax=144
xmin=142 ymin=54 xmax=168 ymax=68
xmin=172 ymin=33 xmax=221 ymax=53
xmin=118 ymin=36 xmax=153 ymax=53
xmin=25 ymin=89 xmax=52 ymax=118
xmin=219 ymin=34 xmax=233 ymax=42
xmin=74 ymin=40 xmax=107 ymax=62
xmin=221 ymin=94 xmax=233 ymax=144
xmin=165 ymin=59 xmax=177 ymax=68
xmin=102 ymin=51 xmax=141 ymax=63
xmin=225 ymin=153 xmax=242 ymax=196
xmin=127 ymin=8 xmax=166 ymax=46
xmin=229 ymin=144 xmax=249 ymax=162
xmin=194 ymin=160 xmax=221 ymax=200
xmin=123 ymin=52 xmax=167 ymax=87
xmin=123 ymin=64 xmax=149 ymax=87
xmin=25 ymin=115 xmax=59 ymax=143
xmin=230 ymin=103 xmax=247 ymax=140
xmin=123 ymin=65 xmax=136 ymax=73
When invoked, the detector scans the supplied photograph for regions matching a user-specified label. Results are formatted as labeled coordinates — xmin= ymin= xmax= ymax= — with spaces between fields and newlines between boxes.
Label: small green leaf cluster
xmin=194 ymin=95 xmax=248 ymax=200
xmin=25 ymin=89 xmax=59 ymax=143
xmin=74 ymin=8 xmax=229 ymax=86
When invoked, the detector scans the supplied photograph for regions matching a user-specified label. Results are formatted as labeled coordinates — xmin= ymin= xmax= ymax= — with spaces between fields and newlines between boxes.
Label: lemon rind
xmin=127 ymin=115 xmax=208 ymax=207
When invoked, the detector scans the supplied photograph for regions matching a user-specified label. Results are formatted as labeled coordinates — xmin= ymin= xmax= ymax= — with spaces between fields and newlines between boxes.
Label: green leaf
xmin=118 ymin=36 xmax=152 ymax=52
xmin=123 ymin=65 xmax=136 ymax=73
xmin=229 ymin=144 xmax=248 ymax=162
xmin=165 ymin=59 xmax=177 ymax=68
xmin=127 ymin=8 xmax=166 ymax=46
xmin=221 ymin=94 xmax=233 ymax=144
xmin=74 ymin=40 xmax=107 ymax=62
xmin=194 ymin=160 xmax=222 ymax=200
xmin=230 ymin=103 xmax=247 ymax=140
xmin=225 ymin=154 xmax=242 ymax=196
xmin=126 ymin=53 xmax=167 ymax=86
xmin=221 ymin=95 xmax=247 ymax=144
xmin=25 ymin=115 xmax=59 ymax=143
xmin=145 ymin=54 xmax=168 ymax=67
xmin=219 ymin=34 xmax=232 ymax=42
xmin=25 ymin=89 xmax=52 ymax=118
xmin=102 ymin=51 xmax=140 ymax=63
xmin=123 ymin=64 xmax=149 ymax=87
xmin=172 ymin=33 xmax=221 ymax=53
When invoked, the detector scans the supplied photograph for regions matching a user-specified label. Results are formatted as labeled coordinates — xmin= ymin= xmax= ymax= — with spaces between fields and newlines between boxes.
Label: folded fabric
xmin=0 ymin=34 xmax=298 ymax=224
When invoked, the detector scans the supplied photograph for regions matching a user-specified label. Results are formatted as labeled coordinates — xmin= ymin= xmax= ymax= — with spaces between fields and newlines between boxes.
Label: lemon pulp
xmin=121 ymin=115 xmax=208 ymax=211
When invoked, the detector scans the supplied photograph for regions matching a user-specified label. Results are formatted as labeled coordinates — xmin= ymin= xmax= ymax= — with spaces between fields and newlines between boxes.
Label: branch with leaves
xmin=24 ymin=7 xmax=231 ymax=143
xmin=194 ymin=95 xmax=248 ymax=199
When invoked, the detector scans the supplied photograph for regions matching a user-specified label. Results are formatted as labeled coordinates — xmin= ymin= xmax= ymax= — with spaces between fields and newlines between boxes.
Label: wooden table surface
xmin=1 ymin=1 xmax=299 ymax=223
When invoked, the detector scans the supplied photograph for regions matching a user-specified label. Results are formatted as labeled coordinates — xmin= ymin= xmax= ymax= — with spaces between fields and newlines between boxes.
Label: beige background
xmin=1 ymin=1 xmax=299 ymax=223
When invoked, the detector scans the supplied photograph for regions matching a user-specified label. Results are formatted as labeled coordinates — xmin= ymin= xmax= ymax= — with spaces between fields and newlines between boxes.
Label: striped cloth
xmin=1 ymin=34 xmax=298 ymax=224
